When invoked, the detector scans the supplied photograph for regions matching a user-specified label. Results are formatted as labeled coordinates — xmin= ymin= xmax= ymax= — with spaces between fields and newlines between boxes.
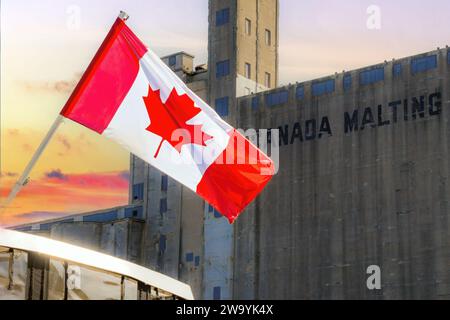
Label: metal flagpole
xmin=1 ymin=115 xmax=65 ymax=212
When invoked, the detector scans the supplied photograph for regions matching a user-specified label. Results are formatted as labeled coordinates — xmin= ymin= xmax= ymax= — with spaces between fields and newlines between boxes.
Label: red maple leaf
xmin=143 ymin=86 xmax=213 ymax=158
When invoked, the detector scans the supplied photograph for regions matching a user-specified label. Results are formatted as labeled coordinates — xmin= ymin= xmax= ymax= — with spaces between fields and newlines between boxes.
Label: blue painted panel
xmin=343 ymin=74 xmax=352 ymax=91
xmin=132 ymin=183 xmax=144 ymax=201
xmin=161 ymin=175 xmax=168 ymax=192
xmin=160 ymin=198 xmax=167 ymax=215
xmin=186 ymin=252 xmax=194 ymax=262
xmin=252 ymin=97 xmax=259 ymax=110
xmin=159 ymin=235 xmax=166 ymax=254
xmin=393 ymin=63 xmax=402 ymax=77
xmin=312 ymin=79 xmax=335 ymax=96
xmin=195 ymin=256 xmax=200 ymax=267
xmin=216 ymin=8 xmax=230 ymax=26
xmin=213 ymin=287 xmax=221 ymax=300
xmin=124 ymin=206 xmax=143 ymax=219
xmin=360 ymin=67 xmax=384 ymax=85
xmin=296 ymin=86 xmax=304 ymax=100
xmin=215 ymin=97 xmax=229 ymax=117
xmin=265 ymin=90 xmax=288 ymax=107
xmin=216 ymin=60 xmax=230 ymax=78
xmin=168 ymin=56 xmax=176 ymax=66
xmin=411 ymin=55 xmax=437 ymax=74
xmin=83 ymin=211 xmax=118 ymax=223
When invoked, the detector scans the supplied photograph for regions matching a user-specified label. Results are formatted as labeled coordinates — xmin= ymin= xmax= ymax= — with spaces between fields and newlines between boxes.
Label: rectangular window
xmin=252 ymin=96 xmax=259 ymax=110
xmin=393 ymin=63 xmax=402 ymax=77
xmin=216 ymin=8 xmax=230 ymax=26
xmin=265 ymin=72 xmax=271 ymax=88
xmin=159 ymin=235 xmax=166 ymax=255
xmin=208 ymin=204 xmax=214 ymax=213
xmin=296 ymin=86 xmax=305 ymax=100
xmin=216 ymin=60 xmax=230 ymax=78
xmin=312 ymin=79 xmax=335 ymax=96
xmin=343 ymin=74 xmax=352 ymax=91
xmin=265 ymin=29 xmax=272 ymax=46
xmin=214 ymin=209 xmax=222 ymax=219
xmin=132 ymin=183 xmax=144 ymax=201
xmin=194 ymin=256 xmax=200 ymax=267
xmin=213 ymin=287 xmax=221 ymax=300
xmin=161 ymin=175 xmax=168 ymax=192
xmin=160 ymin=198 xmax=167 ymax=215
xmin=245 ymin=63 xmax=251 ymax=79
xmin=411 ymin=55 xmax=437 ymax=74
xmin=447 ymin=51 xmax=450 ymax=65
xmin=245 ymin=18 xmax=251 ymax=35
xmin=265 ymin=90 xmax=289 ymax=107
xmin=360 ymin=67 xmax=384 ymax=85
xmin=168 ymin=56 xmax=176 ymax=67
xmin=186 ymin=253 xmax=194 ymax=262
xmin=215 ymin=97 xmax=229 ymax=117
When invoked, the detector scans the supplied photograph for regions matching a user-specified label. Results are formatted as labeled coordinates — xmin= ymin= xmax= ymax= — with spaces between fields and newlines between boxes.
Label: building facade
xmin=14 ymin=0 xmax=450 ymax=299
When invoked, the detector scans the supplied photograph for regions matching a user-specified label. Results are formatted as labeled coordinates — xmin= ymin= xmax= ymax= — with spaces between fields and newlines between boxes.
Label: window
xmin=393 ymin=63 xmax=402 ymax=77
xmin=245 ymin=63 xmax=251 ymax=79
xmin=168 ymin=56 xmax=176 ymax=67
xmin=448 ymin=51 xmax=450 ymax=65
xmin=245 ymin=18 xmax=251 ymax=35
xmin=160 ymin=198 xmax=167 ymax=215
xmin=186 ymin=253 xmax=194 ymax=262
xmin=296 ymin=86 xmax=305 ymax=100
xmin=411 ymin=55 xmax=437 ymax=74
xmin=312 ymin=79 xmax=335 ymax=96
xmin=360 ymin=67 xmax=384 ymax=85
xmin=265 ymin=90 xmax=289 ymax=107
xmin=265 ymin=29 xmax=272 ymax=46
xmin=216 ymin=60 xmax=230 ymax=78
xmin=252 ymin=97 xmax=259 ymax=110
xmin=215 ymin=97 xmax=229 ymax=117
xmin=214 ymin=209 xmax=222 ymax=219
xmin=208 ymin=204 xmax=214 ymax=213
xmin=213 ymin=287 xmax=221 ymax=300
xmin=194 ymin=256 xmax=200 ymax=267
xmin=343 ymin=74 xmax=352 ymax=91
xmin=216 ymin=8 xmax=230 ymax=26
xmin=159 ymin=235 xmax=166 ymax=255
xmin=161 ymin=175 xmax=168 ymax=191
xmin=265 ymin=72 xmax=271 ymax=88
xmin=132 ymin=183 xmax=144 ymax=201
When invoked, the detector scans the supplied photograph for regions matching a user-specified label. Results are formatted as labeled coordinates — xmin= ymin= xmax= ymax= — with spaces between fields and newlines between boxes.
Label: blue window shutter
xmin=411 ymin=55 xmax=437 ymax=74
xmin=216 ymin=8 xmax=230 ymax=26
xmin=393 ymin=63 xmax=402 ymax=77
xmin=312 ymin=79 xmax=335 ymax=96
xmin=160 ymin=198 xmax=167 ymax=215
xmin=360 ymin=67 xmax=384 ymax=85
xmin=159 ymin=235 xmax=166 ymax=254
xmin=161 ymin=175 xmax=168 ymax=191
xmin=343 ymin=74 xmax=352 ymax=91
xmin=213 ymin=287 xmax=221 ymax=300
xmin=186 ymin=253 xmax=194 ymax=262
xmin=214 ymin=210 xmax=222 ymax=219
xmin=194 ymin=256 xmax=200 ymax=267
xmin=216 ymin=60 xmax=230 ymax=78
xmin=132 ymin=183 xmax=144 ymax=201
xmin=208 ymin=205 xmax=214 ymax=213
xmin=296 ymin=86 xmax=305 ymax=100
xmin=265 ymin=90 xmax=289 ymax=107
xmin=215 ymin=97 xmax=229 ymax=117
xmin=168 ymin=56 xmax=176 ymax=67
xmin=252 ymin=97 xmax=259 ymax=110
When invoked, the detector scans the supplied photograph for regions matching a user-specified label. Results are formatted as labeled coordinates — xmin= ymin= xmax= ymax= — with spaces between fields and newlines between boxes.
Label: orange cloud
xmin=0 ymin=170 xmax=129 ymax=227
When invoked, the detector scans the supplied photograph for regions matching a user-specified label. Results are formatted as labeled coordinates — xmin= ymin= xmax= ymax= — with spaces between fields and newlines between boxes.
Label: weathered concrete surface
xmin=235 ymin=50 xmax=450 ymax=299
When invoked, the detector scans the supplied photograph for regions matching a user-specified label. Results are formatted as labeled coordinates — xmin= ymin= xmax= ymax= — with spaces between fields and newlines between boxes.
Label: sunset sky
xmin=1 ymin=0 xmax=450 ymax=226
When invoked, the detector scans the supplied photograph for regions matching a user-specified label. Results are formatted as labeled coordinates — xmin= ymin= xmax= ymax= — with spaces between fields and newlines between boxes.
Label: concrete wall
xmin=234 ymin=49 xmax=450 ymax=299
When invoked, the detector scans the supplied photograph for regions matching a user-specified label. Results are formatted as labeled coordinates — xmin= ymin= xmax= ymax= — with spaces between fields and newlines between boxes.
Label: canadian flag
xmin=60 ymin=17 xmax=275 ymax=223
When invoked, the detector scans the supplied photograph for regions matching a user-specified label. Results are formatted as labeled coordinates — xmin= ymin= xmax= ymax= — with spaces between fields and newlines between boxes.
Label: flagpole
xmin=1 ymin=115 xmax=65 ymax=212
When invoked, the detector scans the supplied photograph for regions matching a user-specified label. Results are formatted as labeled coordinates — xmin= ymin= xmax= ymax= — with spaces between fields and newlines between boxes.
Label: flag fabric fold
xmin=60 ymin=18 xmax=275 ymax=223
